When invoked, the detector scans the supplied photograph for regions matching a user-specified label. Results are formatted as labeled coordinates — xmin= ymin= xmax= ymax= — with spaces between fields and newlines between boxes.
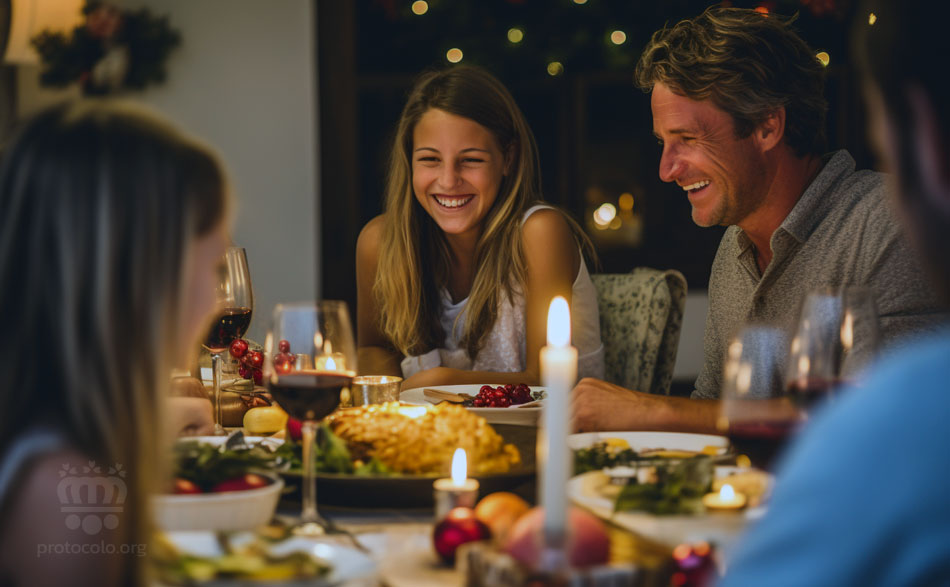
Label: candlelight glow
xmin=720 ymin=484 xmax=736 ymax=500
xmin=451 ymin=448 xmax=467 ymax=485
xmin=868 ymin=12 xmax=877 ymax=25
xmin=325 ymin=356 xmax=337 ymax=370
xmin=841 ymin=310 xmax=854 ymax=351
xmin=398 ymin=405 xmax=428 ymax=419
xmin=547 ymin=296 xmax=571 ymax=347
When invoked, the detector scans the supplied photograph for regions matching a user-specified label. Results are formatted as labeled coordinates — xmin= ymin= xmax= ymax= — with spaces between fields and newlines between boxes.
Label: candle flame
xmin=325 ymin=356 xmax=337 ymax=370
xmin=451 ymin=448 xmax=467 ymax=485
xmin=546 ymin=296 xmax=571 ymax=347
xmin=841 ymin=310 xmax=854 ymax=351
xmin=720 ymin=484 xmax=736 ymax=500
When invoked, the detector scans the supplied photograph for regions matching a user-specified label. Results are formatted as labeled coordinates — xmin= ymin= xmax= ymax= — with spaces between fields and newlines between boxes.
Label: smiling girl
xmin=356 ymin=66 xmax=604 ymax=389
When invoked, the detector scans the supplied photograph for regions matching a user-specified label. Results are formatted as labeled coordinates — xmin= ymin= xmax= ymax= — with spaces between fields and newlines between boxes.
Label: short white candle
xmin=702 ymin=483 xmax=747 ymax=511
xmin=539 ymin=296 xmax=578 ymax=544
xmin=433 ymin=448 xmax=479 ymax=520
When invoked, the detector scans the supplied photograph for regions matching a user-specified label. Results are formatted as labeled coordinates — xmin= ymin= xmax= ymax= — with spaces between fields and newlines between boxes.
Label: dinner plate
xmin=568 ymin=431 xmax=766 ymax=553
xmin=156 ymin=530 xmax=376 ymax=586
xmin=400 ymin=384 xmax=545 ymax=426
xmin=567 ymin=431 xmax=729 ymax=454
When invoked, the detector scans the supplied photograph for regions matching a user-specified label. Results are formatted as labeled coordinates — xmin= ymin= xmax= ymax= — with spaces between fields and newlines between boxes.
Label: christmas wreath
xmin=30 ymin=1 xmax=180 ymax=95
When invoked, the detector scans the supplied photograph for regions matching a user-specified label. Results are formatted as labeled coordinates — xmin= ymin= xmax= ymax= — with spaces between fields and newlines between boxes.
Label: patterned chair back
xmin=591 ymin=268 xmax=687 ymax=395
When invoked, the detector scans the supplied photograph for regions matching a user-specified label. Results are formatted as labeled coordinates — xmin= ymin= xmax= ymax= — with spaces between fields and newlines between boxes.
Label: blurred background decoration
xmin=319 ymin=0 xmax=866 ymax=308
xmin=23 ymin=0 xmax=179 ymax=94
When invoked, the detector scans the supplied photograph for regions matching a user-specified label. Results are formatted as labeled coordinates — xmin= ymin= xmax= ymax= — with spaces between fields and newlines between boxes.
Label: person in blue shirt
xmin=721 ymin=1 xmax=950 ymax=584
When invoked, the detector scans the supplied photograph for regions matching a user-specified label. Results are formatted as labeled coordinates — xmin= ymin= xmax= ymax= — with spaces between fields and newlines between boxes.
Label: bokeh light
xmin=609 ymin=30 xmax=627 ymax=45
xmin=618 ymin=193 xmax=634 ymax=211
xmin=507 ymin=27 xmax=524 ymax=44
xmin=446 ymin=48 xmax=463 ymax=63
xmin=546 ymin=61 xmax=564 ymax=76
xmin=411 ymin=1 xmax=428 ymax=16
xmin=816 ymin=51 xmax=830 ymax=67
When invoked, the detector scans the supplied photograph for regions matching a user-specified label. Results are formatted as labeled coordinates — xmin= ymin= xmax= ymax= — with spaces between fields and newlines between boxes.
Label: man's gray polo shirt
xmin=693 ymin=150 xmax=945 ymax=399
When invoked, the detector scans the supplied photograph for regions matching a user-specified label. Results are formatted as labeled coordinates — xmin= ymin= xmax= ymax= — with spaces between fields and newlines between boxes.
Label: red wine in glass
xmin=786 ymin=377 xmax=846 ymax=412
xmin=727 ymin=420 xmax=801 ymax=470
xmin=268 ymin=371 xmax=352 ymax=421
xmin=204 ymin=306 xmax=253 ymax=353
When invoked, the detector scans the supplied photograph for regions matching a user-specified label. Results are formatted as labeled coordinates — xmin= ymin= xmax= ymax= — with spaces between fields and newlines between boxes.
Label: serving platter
xmin=400 ymin=384 xmax=545 ymax=426
xmin=567 ymin=431 xmax=768 ymax=553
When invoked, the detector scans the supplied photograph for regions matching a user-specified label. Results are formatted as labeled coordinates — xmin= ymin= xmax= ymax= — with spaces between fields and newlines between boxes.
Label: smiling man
xmin=572 ymin=7 xmax=942 ymax=434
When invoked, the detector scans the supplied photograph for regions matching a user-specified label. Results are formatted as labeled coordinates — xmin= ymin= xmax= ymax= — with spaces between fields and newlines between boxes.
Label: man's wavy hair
xmin=636 ymin=7 xmax=828 ymax=157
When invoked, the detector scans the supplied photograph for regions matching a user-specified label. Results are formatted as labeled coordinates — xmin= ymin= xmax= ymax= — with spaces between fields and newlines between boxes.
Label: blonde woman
xmin=357 ymin=66 xmax=604 ymax=390
xmin=0 ymin=101 xmax=230 ymax=585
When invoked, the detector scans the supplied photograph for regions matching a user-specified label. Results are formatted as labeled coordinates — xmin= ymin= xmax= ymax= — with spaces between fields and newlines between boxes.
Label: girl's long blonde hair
xmin=0 ymin=101 xmax=229 ymax=584
xmin=375 ymin=66 xmax=592 ymax=359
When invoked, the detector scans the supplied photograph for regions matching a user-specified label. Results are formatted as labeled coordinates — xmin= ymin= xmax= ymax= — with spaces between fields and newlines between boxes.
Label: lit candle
xmin=539 ymin=296 xmax=578 ymax=548
xmin=702 ymin=483 xmax=747 ymax=511
xmin=433 ymin=448 xmax=480 ymax=520
xmin=314 ymin=352 xmax=346 ymax=371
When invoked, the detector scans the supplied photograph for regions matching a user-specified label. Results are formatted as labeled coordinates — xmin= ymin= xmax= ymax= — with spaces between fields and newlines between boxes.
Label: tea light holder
xmin=434 ymin=448 xmax=479 ymax=520
xmin=702 ymin=483 xmax=747 ymax=511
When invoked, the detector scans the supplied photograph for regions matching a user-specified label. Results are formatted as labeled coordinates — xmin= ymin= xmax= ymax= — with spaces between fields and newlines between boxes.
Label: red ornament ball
xmin=278 ymin=339 xmax=291 ymax=353
xmin=433 ymin=507 xmax=491 ymax=564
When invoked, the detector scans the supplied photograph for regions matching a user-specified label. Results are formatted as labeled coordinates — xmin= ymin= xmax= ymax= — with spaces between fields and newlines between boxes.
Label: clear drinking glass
xmin=202 ymin=246 xmax=253 ymax=435
xmin=263 ymin=301 xmax=356 ymax=536
xmin=719 ymin=324 xmax=803 ymax=470
xmin=786 ymin=286 xmax=880 ymax=413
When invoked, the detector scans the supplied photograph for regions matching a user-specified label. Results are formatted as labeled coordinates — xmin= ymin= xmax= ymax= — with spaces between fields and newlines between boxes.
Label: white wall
xmin=124 ymin=0 xmax=319 ymax=342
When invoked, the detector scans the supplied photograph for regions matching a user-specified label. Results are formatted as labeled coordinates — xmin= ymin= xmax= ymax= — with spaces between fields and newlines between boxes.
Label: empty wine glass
xmin=263 ymin=301 xmax=357 ymax=536
xmin=719 ymin=325 xmax=803 ymax=470
xmin=203 ymin=246 xmax=253 ymax=435
xmin=786 ymin=286 xmax=880 ymax=413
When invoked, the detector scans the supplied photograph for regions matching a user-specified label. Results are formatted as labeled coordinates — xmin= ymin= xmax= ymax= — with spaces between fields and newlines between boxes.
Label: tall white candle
xmin=539 ymin=296 xmax=578 ymax=543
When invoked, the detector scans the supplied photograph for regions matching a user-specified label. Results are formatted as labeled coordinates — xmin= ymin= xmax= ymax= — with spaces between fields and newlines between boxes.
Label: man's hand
xmin=571 ymin=377 xmax=654 ymax=432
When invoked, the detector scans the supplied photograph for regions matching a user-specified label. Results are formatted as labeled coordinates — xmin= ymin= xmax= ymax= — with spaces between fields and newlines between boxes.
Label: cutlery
xmin=423 ymin=388 xmax=474 ymax=404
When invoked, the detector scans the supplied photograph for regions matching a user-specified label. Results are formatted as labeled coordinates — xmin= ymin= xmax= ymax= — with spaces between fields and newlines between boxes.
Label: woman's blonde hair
xmin=0 ymin=100 xmax=228 ymax=584
xmin=375 ymin=65 xmax=592 ymax=359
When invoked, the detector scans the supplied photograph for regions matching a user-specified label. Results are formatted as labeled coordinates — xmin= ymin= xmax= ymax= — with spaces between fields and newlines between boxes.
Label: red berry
xmin=238 ymin=365 xmax=250 ymax=379
xmin=496 ymin=397 xmax=511 ymax=408
xmin=286 ymin=417 xmax=303 ymax=442
xmin=253 ymin=369 xmax=263 ymax=385
xmin=480 ymin=385 xmax=494 ymax=395
xmin=493 ymin=390 xmax=507 ymax=400
xmin=229 ymin=338 xmax=249 ymax=359
xmin=248 ymin=351 xmax=264 ymax=369
xmin=278 ymin=339 xmax=291 ymax=353
xmin=504 ymin=384 xmax=515 ymax=392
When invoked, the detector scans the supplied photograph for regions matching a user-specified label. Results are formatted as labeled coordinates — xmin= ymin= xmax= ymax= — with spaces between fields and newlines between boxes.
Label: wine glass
xmin=719 ymin=324 xmax=803 ymax=470
xmin=263 ymin=301 xmax=357 ymax=536
xmin=203 ymin=246 xmax=253 ymax=435
xmin=786 ymin=286 xmax=880 ymax=413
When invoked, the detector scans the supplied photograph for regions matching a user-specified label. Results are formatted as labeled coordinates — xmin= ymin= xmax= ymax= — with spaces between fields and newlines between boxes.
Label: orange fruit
xmin=474 ymin=492 xmax=530 ymax=542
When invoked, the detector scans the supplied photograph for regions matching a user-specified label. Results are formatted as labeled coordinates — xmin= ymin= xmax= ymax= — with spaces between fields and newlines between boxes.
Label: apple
xmin=503 ymin=506 xmax=610 ymax=569
xmin=210 ymin=473 xmax=271 ymax=493
xmin=172 ymin=477 xmax=202 ymax=495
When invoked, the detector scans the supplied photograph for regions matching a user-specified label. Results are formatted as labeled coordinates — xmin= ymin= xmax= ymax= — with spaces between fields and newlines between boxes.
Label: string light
xmin=619 ymin=193 xmax=634 ymax=211
xmin=411 ymin=1 xmax=428 ymax=16
xmin=507 ymin=27 xmax=524 ymax=44
xmin=816 ymin=51 xmax=830 ymax=67
xmin=446 ymin=48 xmax=463 ymax=63
xmin=609 ymin=30 xmax=627 ymax=45
xmin=547 ymin=61 xmax=564 ymax=76
xmin=755 ymin=5 xmax=770 ymax=15
xmin=573 ymin=0 xmax=588 ymax=4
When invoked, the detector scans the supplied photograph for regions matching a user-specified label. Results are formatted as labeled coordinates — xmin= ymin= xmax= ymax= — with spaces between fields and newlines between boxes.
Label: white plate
xmin=568 ymin=431 xmax=729 ymax=453
xmin=180 ymin=435 xmax=285 ymax=448
xmin=400 ymin=384 xmax=545 ymax=427
xmin=568 ymin=432 xmax=767 ymax=553
xmin=157 ymin=531 xmax=377 ymax=586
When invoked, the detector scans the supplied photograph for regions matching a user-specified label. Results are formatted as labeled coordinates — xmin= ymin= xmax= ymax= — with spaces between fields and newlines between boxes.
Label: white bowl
xmin=153 ymin=474 xmax=283 ymax=532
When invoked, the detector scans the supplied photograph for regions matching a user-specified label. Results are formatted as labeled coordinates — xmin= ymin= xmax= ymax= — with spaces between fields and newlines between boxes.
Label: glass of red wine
xmin=263 ymin=301 xmax=356 ymax=536
xmin=719 ymin=324 xmax=803 ymax=470
xmin=786 ymin=286 xmax=880 ymax=413
xmin=203 ymin=246 xmax=253 ymax=435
